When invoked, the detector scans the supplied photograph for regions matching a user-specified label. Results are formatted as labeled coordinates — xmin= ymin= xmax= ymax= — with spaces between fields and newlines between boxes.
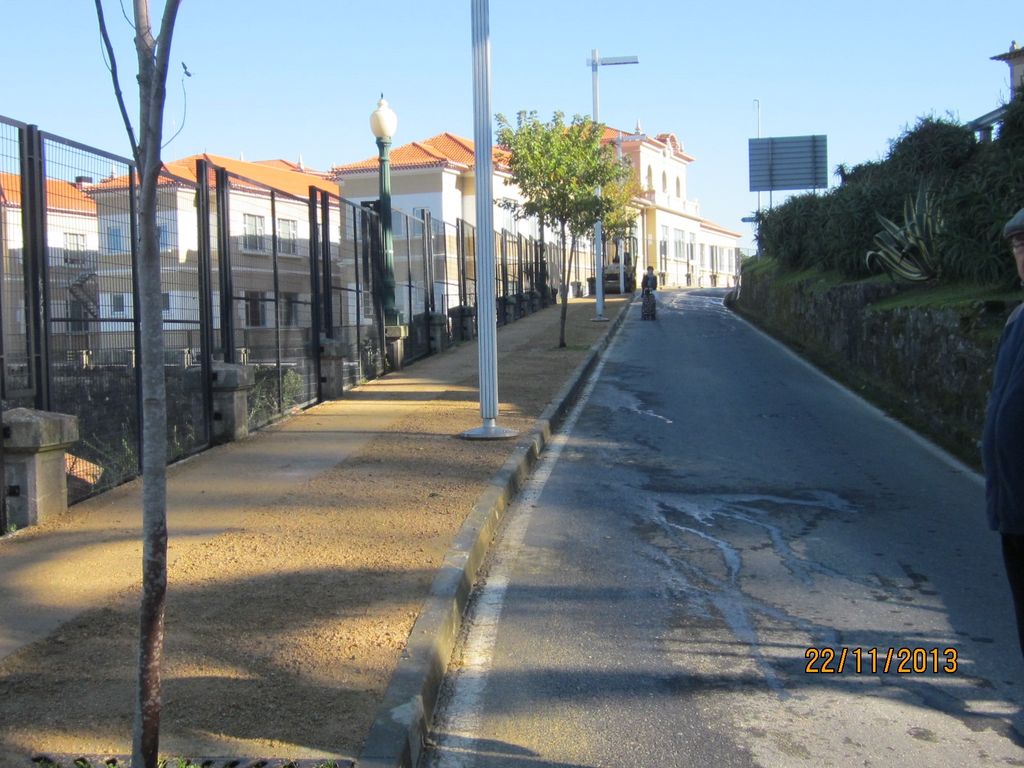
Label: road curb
xmin=356 ymin=298 xmax=634 ymax=768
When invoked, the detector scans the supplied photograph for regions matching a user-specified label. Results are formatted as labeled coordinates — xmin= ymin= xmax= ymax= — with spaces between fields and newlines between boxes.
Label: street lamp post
xmin=370 ymin=96 xmax=401 ymax=328
xmin=462 ymin=0 xmax=516 ymax=440
xmin=589 ymin=48 xmax=638 ymax=321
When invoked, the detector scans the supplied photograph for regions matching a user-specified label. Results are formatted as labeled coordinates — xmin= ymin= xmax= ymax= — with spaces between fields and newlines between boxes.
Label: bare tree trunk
xmin=558 ymin=223 xmax=571 ymax=348
xmin=95 ymin=2 xmax=180 ymax=765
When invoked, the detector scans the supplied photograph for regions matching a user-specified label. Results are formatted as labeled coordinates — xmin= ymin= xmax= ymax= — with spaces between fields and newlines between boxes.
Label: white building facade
xmin=611 ymin=129 xmax=742 ymax=288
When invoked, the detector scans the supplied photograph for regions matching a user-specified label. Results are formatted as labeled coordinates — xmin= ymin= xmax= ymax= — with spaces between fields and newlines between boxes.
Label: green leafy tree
xmin=95 ymin=1 xmax=181 ymax=765
xmin=496 ymin=111 xmax=628 ymax=346
xmin=601 ymin=168 xmax=643 ymax=244
xmin=601 ymin=169 xmax=643 ymax=286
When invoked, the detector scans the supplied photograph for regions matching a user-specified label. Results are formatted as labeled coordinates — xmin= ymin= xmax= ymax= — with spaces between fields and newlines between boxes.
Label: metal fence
xmin=0 ymin=114 xmax=556 ymax=521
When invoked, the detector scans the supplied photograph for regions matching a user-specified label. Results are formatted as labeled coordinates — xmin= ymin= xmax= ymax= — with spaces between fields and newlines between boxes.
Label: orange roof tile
xmin=0 ymin=172 xmax=97 ymax=215
xmin=252 ymin=158 xmax=329 ymax=177
xmin=89 ymin=154 xmax=338 ymax=199
xmin=332 ymin=133 xmax=511 ymax=176
xmin=164 ymin=154 xmax=338 ymax=198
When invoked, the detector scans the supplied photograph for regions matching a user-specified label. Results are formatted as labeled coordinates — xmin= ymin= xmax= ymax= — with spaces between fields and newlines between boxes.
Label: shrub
xmin=757 ymin=109 xmax=1022 ymax=286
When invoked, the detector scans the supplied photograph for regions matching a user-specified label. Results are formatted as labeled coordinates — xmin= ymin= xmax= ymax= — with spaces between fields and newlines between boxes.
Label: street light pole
xmin=589 ymin=49 xmax=638 ymax=321
xmin=370 ymin=96 xmax=400 ymax=327
xmin=463 ymin=0 xmax=515 ymax=440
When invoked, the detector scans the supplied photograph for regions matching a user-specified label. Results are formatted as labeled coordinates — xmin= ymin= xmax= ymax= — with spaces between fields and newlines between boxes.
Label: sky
xmin=2 ymin=1 xmax=1020 ymax=248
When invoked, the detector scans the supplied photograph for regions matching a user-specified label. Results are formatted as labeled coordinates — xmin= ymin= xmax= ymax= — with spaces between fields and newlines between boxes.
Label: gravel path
xmin=0 ymin=298 xmax=627 ymax=765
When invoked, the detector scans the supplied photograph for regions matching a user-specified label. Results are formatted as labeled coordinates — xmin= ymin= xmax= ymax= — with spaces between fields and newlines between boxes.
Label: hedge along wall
xmin=756 ymin=98 xmax=1024 ymax=286
xmin=735 ymin=265 xmax=1012 ymax=468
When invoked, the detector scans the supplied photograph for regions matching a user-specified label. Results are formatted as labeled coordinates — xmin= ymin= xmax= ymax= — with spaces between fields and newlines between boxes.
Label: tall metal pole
xmin=588 ymin=50 xmax=638 ymax=319
xmin=754 ymin=99 xmax=762 ymax=217
xmin=464 ymin=0 xmax=515 ymax=439
xmin=591 ymin=48 xmax=607 ymax=322
xmin=616 ymin=132 xmax=625 ymax=294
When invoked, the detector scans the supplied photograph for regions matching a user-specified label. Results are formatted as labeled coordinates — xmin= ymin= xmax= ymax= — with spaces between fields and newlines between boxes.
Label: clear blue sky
xmin=3 ymin=1 xmax=1020 ymax=247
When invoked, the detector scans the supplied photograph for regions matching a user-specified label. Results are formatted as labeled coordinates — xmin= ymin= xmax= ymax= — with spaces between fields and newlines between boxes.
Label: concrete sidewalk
xmin=0 ymin=296 xmax=631 ymax=766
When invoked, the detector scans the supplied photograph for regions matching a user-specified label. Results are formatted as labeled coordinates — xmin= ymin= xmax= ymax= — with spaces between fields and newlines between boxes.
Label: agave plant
xmin=865 ymin=184 xmax=943 ymax=282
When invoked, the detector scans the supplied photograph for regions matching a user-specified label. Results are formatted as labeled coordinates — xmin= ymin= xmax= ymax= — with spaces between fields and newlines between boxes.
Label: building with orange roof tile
xmin=331 ymin=132 xmax=532 ymax=238
xmin=604 ymin=126 xmax=742 ymax=288
xmin=83 ymin=153 xmax=340 ymax=345
xmin=1 ymin=173 xmax=100 ymax=267
xmin=334 ymin=125 xmax=742 ymax=290
xmin=1 ymin=172 xmax=104 ymax=350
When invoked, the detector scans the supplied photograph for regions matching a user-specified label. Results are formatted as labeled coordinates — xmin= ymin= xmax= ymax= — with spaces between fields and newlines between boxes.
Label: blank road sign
xmin=748 ymin=135 xmax=828 ymax=192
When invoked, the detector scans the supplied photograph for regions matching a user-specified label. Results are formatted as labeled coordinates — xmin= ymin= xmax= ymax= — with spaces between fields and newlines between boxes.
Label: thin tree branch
xmin=118 ymin=0 xmax=135 ymax=29
xmin=94 ymin=0 xmax=140 ymax=163
xmin=161 ymin=71 xmax=188 ymax=150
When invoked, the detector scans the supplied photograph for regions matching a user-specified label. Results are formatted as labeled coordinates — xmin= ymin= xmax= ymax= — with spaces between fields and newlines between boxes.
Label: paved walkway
xmin=0 ymin=295 xmax=630 ymax=765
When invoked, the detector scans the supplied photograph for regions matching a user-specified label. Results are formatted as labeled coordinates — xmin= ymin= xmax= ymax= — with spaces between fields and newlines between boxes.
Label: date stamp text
xmin=804 ymin=646 xmax=959 ymax=674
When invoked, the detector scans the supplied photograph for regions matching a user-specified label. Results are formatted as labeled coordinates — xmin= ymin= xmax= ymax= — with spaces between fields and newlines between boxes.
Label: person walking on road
xmin=983 ymin=207 xmax=1024 ymax=658
xmin=640 ymin=265 xmax=659 ymax=321
xmin=641 ymin=265 xmax=658 ymax=293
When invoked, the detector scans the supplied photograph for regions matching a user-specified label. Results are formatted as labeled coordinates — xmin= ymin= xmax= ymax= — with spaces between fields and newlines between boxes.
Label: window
xmin=277 ymin=218 xmax=298 ymax=255
xmin=162 ymin=292 xmax=171 ymax=313
xmin=245 ymin=291 xmax=266 ymax=327
xmin=107 ymin=226 xmax=127 ymax=254
xmin=646 ymin=166 xmax=653 ymax=190
xmin=111 ymin=294 xmax=126 ymax=315
xmin=156 ymin=224 xmax=170 ymax=251
xmin=280 ymin=293 xmax=300 ymax=326
xmin=675 ymin=177 xmax=681 ymax=198
xmin=244 ymin=214 xmax=265 ymax=251
xmin=64 ymin=232 xmax=87 ymax=265
xmin=412 ymin=207 xmax=429 ymax=236
xmin=68 ymin=298 xmax=88 ymax=332
xmin=662 ymin=171 xmax=668 ymax=193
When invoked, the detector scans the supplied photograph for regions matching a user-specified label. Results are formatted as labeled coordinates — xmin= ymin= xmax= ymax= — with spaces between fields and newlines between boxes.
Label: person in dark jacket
xmin=982 ymin=207 xmax=1024 ymax=657
xmin=641 ymin=266 xmax=658 ymax=293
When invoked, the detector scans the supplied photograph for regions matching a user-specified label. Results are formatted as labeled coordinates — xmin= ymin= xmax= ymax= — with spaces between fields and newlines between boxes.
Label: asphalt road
xmin=424 ymin=289 xmax=1024 ymax=768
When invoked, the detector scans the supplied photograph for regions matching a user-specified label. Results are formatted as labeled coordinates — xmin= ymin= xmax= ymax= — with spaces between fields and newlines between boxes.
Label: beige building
xmin=331 ymin=132 xmax=535 ymax=237
xmin=333 ymin=124 xmax=743 ymax=292
xmin=607 ymin=127 xmax=742 ymax=288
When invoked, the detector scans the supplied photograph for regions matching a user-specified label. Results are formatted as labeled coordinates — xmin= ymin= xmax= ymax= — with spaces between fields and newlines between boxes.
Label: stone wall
xmin=734 ymin=265 xmax=1013 ymax=466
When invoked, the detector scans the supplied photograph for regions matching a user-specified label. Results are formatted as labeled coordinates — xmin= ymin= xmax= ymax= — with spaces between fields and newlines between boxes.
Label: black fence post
xmin=307 ymin=189 xmax=324 ymax=401
xmin=319 ymin=191 xmax=332 ymax=340
xmin=128 ymin=168 xmax=144 ymax=473
xmin=352 ymin=203 xmax=363 ymax=361
xmin=196 ymin=159 xmax=215 ymax=436
xmin=456 ymin=219 xmax=466 ymax=307
xmin=270 ymin=191 xmax=283 ymax=414
xmin=361 ymin=201 xmax=385 ymax=375
xmin=423 ymin=211 xmax=435 ymax=316
xmin=20 ymin=124 xmax=50 ymax=411
xmin=215 ymin=167 xmax=235 ymax=362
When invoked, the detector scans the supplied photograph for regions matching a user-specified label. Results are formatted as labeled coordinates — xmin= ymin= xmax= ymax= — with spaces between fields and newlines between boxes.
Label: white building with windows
xmin=0 ymin=172 xmax=104 ymax=352
xmin=334 ymin=127 xmax=742 ymax=290
xmin=331 ymin=132 xmax=536 ymax=237
xmin=608 ymin=127 xmax=742 ymax=288
xmin=85 ymin=153 xmax=339 ymax=354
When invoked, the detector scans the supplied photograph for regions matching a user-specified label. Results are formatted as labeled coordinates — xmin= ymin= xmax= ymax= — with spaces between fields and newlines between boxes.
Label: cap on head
xmin=1003 ymin=208 xmax=1024 ymax=239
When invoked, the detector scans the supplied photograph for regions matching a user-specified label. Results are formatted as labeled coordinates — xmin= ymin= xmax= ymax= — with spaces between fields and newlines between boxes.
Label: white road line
xmin=429 ymin=332 xmax=623 ymax=768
